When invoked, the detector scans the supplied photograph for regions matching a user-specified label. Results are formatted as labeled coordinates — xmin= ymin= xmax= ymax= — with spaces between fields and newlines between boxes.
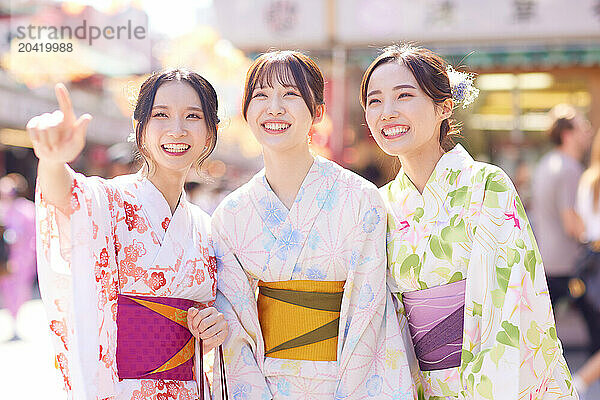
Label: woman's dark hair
xmin=133 ymin=68 xmax=219 ymax=173
xmin=242 ymin=50 xmax=324 ymax=120
xmin=360 ymin=44 xmax=459 ymax=152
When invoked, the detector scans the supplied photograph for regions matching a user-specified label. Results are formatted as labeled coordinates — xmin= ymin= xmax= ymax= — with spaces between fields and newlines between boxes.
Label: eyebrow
xmin=152 ymin=105 xmax=203 ymax=112
xmin=367 ymin=84 xmax=417 ymax=97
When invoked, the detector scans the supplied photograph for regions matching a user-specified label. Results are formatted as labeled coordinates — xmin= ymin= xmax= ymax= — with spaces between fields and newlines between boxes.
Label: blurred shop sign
xmin=212 ymin=0 xmax=328 ymax=50
xmin=336 ymin=0 xmax=600 ymax=45
xmin=0 ymin=80 xmax=129 ymax=145
xmin=211 ymin=0 xmax=599 ymax=50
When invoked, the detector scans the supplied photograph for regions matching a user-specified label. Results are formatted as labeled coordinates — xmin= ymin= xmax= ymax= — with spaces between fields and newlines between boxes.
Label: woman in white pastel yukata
xmin=360 ymin=44 xmax=577 ymax=399
xmin=211 ymin=50 xmax=415 ymax=399
xmin=27 ymin=69 xmax=229 ymax=400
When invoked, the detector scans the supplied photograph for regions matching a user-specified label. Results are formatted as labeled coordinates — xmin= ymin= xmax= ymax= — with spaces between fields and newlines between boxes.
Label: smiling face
xmin=246 ymin=77 xmax=323 ymax=154
xmin=142 ymin=81 xmax=209 ymax=178
xmin=365 ymin=62 xmax=450 ymax=158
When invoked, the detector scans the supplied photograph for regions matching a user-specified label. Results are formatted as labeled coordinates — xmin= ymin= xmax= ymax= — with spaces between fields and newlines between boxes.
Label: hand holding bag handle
xmin=197 ymin=341 xmax=229 ymax=400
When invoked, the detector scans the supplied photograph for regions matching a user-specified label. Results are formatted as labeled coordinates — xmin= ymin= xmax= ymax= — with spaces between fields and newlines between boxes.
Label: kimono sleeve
xmin=336 ymin=186 xmax=415 ymax=399
xmin=210 ymin=210 xmax=272 ymax=400
xmin=36 ymin=167 xmax=119 ymax=399
xmin=460 ymin=168 xmax=577 ymax=399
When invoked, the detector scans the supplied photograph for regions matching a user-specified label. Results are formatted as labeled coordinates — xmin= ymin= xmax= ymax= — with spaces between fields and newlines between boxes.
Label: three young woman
xmin=29 ymin=70 xmax=227 ymax=399
xmin=32 ymin=45 xmax=578 ymax=400
xmin=361 ymin=44 xmax=576 ymax=399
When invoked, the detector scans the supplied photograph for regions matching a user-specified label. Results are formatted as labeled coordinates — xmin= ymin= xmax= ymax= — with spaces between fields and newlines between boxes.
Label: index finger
xmin=55 ymin=83 xmax=75 ymax=123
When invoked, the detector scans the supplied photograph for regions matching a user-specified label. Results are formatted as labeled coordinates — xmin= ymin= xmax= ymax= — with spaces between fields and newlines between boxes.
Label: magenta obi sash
xmin=402 ymin=279 xmax=466 ymax=371
xmin=116 ymin=294 xmax=197 ymax=381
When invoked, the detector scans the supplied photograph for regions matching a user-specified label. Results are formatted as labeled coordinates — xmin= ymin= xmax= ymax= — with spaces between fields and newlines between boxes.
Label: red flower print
xmin=111 ymin=302 xmax=118 ymax=321
xmin=130 ymin=390 xmax=144 ymax=400
xmin=56 ymin=353 xmax=71 ymax=391
xmin=92 ymin=221 xmax=98 ymax=239
xmin=50 ymin=320 xmax=68 ymax=351
xmin=99 ymin=248 xmax=110 ymax=269
xmin=149 ymin=272 xmax=167 ymax=291
xmin=162 ymin=217 xmax=170 ymax=231
xmin=140 ymin=380 xmax=157 ymax=396
xmin=166 ymin=380 xmax=182 ymax=398
xmin=194 ymin=269 xmax=205 ymax=285
xmin=123 ymin=201 xmax=148 ymax=233
xmin=157 ymin=380 xmax=165 ymax=390
xmin=156 ymin=394 xmax=169 ymax=400
xmin=71 ymin=191 xmax=80 ymax=213
xmin=108 ymin=279 xmax=119 ymax=301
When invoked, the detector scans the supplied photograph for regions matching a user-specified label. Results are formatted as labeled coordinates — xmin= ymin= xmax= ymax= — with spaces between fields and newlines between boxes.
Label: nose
xmin=380 ymin=100 xmax=398 ymax=121
xmin=168 ymin=117 xmax=187 ymax=137
xmin=266 ymin=95 xmax=285 ymax=116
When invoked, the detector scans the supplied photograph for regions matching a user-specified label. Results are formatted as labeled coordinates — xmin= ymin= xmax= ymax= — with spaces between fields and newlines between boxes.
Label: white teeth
xmin=263 ymin=122 xmax=290 ymax=131
xmin=162 ymin=144 xmax=190 ymax=152
xmin=382 ymin=126 xmax=409 ymax=137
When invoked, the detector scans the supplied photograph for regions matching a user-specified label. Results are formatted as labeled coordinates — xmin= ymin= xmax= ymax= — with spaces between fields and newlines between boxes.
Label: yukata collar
xmin=394 ymin=144 xmax=473 ymax=194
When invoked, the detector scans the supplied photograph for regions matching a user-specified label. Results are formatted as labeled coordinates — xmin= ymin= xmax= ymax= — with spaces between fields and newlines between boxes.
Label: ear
xmin=439 ymin=98 xmax=454 ymax=120
xmin=312 ymin=104 xmax=326 ymax=125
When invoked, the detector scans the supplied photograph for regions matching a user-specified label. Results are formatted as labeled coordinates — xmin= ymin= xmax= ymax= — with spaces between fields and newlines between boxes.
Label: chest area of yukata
xmin=238 ymin=197 xmax=366 ymax=282
xmin=386 ymin=181 xmax=478 ymax=291
xmin=107 ymin=196 xmax=215 ymax=299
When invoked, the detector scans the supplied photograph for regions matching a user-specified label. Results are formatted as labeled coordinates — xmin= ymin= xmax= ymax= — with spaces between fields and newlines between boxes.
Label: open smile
xmin=161 ymin=143 xmax=191 ymax=155
xmin=381 ymin=124 xmax=410 ymax=139
xmin=262 ymin=121 xmax=291 ymax=135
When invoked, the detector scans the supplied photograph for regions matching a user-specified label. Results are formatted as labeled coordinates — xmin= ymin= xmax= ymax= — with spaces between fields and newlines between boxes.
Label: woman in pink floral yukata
xmin=27 ymin=69 xmax=228 ymax=400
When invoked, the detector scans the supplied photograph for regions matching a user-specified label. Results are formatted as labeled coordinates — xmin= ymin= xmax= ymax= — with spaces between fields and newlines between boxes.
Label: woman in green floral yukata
xmin=361 ymin=44 xmax=577 ymax=399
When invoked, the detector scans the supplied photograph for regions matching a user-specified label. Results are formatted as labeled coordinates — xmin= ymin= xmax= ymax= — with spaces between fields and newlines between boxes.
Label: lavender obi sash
xmin=116 ymin=294 xmax=196 ymax=381
xmin=402 ymin=279 xmax=466 ymax=371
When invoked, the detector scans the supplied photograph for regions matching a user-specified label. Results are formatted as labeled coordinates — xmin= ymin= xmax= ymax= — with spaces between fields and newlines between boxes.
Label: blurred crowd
xmin=530 ymin=104 xmax=600 ymax=395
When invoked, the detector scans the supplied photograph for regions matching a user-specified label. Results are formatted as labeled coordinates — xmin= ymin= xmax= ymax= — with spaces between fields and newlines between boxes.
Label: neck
xmin=147 ymin=167 xmax=187 ymax=214
xmin=398 ymin=143 xmax=445 ymax=194
xmin=263 ymin=146 xmax=314 ymax=210
xmin=559 ymin=142 xmax=582 ymax=162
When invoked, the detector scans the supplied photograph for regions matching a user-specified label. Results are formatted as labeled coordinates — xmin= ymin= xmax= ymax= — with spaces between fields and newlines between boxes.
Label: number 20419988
xmin=18 ymin=42 xmax=73 ymax=52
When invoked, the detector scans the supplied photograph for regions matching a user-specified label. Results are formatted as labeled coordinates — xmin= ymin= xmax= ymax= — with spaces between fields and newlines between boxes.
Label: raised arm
xmin=26 ymin=83 xmax=92 ymax=210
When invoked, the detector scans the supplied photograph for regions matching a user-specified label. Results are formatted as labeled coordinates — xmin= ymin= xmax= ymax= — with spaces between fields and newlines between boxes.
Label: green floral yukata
xmin=381 ymin=144 xmax=577 ymax=400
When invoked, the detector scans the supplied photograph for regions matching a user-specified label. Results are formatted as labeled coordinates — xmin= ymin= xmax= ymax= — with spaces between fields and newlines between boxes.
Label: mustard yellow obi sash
xmin=257 ymin=280 xmax=345 ymax=361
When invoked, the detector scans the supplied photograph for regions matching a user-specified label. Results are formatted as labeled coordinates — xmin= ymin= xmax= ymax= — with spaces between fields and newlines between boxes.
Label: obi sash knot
xmin=402 ymin=279 xmax=466 ymax=371
xmin=257 ymin=280 xmax=345 ymax=361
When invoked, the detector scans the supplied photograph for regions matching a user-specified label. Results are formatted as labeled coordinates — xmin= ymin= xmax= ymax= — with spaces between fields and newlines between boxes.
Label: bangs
xmin=254 ymin=60 xmax=301 ymax=90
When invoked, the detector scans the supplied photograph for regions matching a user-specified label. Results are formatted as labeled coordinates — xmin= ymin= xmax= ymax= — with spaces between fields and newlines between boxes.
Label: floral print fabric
xmin=381 ymin=145 xmax=577 ymax=399
xmin=36 ymin=170 xmax=216 ymax=400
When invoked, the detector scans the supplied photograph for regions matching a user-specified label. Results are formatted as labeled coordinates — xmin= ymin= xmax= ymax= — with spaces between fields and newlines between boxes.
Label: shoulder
xmin=319 ymin=157 xmax=380 ymax=194
xmin=470 ymin=160 xmax=517 ymax=194
xmin=212 ymin=178 xmax=254 ymax=220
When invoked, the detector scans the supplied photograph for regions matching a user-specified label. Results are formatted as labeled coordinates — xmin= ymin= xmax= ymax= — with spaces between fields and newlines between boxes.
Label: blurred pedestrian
xmin=531 ymin=104 xmax=594 ymax=347
xmin=0 ymin=173 xmax=36 ymax=341
xmin=572 ymin=129 xmax=600 ymax=395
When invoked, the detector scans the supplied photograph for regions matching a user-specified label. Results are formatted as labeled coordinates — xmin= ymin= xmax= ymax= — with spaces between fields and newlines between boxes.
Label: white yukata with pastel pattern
xmin=36 ymin=169 xmax=216 ymax=400
xmin=381 ymin=144 xmax=576 ymax=399
xmin=212 ymin=156 xmax=415 ymax=399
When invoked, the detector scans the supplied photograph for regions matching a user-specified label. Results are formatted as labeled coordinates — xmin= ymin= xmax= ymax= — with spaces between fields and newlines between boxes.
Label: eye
xmin=285 ymin=91 xmax=300 ymax=97
xmin=187 ymin=113 xmax=202 ymax=119
xmin=152 ymin=112 xmax=167 ymax=118
xmin=398 ymin=92 xmax=413 ymax=99
xmin=252 ymin=92 xmax=267 ymax=99
xmin=367 ymin=98 xmax=381 ymax=105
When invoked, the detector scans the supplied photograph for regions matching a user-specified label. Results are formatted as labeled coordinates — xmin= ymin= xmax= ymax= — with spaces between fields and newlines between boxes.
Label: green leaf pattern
xmin=381 ymin=145 xmax=576 ymax=399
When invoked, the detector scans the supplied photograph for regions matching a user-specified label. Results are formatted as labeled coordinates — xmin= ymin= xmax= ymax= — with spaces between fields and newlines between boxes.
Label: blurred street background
xmin=1 ymin=0 xmax=600 ymax=397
